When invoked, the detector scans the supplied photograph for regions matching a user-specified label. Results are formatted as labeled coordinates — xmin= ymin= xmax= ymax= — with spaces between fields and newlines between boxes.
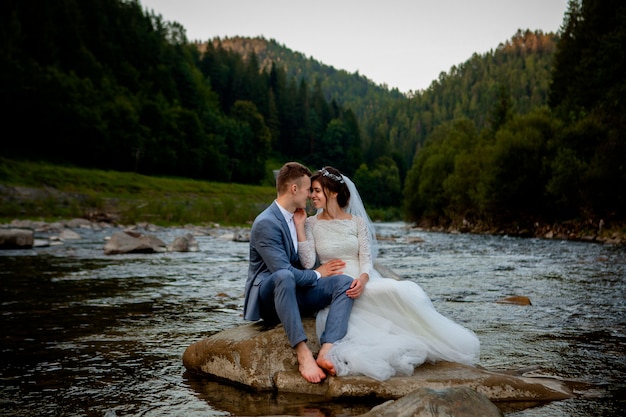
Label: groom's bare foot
xmin=296 ymin=342 xmax=326 ymax=383
xmin=316 ymin=343 xmax=336 ymax=376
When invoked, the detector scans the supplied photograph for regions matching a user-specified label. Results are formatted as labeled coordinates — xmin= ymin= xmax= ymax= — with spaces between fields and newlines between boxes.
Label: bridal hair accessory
xmin=320 ymin=168 xmax=344 ymax=183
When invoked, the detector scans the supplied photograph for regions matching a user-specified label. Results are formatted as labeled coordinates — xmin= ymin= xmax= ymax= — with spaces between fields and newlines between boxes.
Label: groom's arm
xmin=254 ymin=218 xmax=318 ymax=286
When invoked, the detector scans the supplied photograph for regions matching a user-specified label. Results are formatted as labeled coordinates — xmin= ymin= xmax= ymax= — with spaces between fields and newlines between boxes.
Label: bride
xmin=294 ymin=166 xmax=480 ymax=381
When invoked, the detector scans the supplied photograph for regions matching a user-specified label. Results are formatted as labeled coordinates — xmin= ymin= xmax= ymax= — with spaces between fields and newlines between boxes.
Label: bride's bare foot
xmin=296 ymin=342 xmax=326 ymax=383
xmin=316 ymin=343 xmax=336 ymax=376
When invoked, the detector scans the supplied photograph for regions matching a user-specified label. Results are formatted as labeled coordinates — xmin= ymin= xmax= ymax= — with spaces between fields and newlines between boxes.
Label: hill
xmin=201 ymin=36 xmax=405 ymax=124
xmin=204 ymin=31 xmax=560 ymax=173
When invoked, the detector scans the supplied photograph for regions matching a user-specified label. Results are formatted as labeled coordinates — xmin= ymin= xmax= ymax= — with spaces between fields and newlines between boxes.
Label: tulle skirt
xmin=316 ymin=277 xmax=480 ymax=381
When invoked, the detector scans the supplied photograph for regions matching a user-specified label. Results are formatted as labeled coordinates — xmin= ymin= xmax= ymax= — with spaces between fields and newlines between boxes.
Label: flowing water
xmin=1 ymin=222 xmax=624 ymax=416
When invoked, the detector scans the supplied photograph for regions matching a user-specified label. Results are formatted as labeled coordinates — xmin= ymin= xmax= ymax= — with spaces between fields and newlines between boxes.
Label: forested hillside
xmin=364 ymin=30 xmax=558 ymax=172
xmin=205 ymin=36 xmax=405 ymax=124
xmin=1 ymin=0 xmax=623 ymax=234
xmin=1 ymin=0 xmax=362 ymax=185
xmin=206 ymin=31 xmax=558 ymax=173
xmin=403 ymin=0 xmax=625 ymax=232
xmin=204 ymin=31 xmax=561 ymax=211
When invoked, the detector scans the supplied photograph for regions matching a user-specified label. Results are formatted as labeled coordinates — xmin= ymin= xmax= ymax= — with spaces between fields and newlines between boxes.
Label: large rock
xmin=167 ymin=233 xmax=199 ymax=252
xmin=104 ymin=231 xmax=167 ymax=255
xmin=183 ymin=318 xmax=573 ymax=408
xmin=0 ymin=229 xmax=34 ymax=249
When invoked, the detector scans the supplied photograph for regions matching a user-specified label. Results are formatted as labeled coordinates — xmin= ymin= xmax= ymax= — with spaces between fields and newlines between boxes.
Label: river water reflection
xmin=1 ymin=222 xmax=625 ymax=416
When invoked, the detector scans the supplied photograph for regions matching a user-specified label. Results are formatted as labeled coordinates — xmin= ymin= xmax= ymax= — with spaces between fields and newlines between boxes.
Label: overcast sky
xmin=139 ymin=0 xmax=569 ymax=93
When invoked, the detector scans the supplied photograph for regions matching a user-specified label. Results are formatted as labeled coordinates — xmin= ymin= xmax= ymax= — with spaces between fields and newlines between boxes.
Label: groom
xmin=244 ymin=161 xmax=353 ymax=383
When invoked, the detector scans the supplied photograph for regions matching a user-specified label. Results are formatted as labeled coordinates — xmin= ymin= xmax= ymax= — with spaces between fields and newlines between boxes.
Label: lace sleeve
xmin=298 ymin=217 xmax=317 ymax=269
xmin=355 ymin=216 xmax=373 ymax=277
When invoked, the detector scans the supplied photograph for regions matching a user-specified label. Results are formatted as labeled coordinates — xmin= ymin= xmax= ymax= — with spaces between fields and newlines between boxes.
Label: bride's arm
xmin=356 ymin=216 xmax=373 ymax=284
xmin=297 ymin=216 xmax=317 ymax=269
xmin=346 ymin=216 xmax=371 ymax=299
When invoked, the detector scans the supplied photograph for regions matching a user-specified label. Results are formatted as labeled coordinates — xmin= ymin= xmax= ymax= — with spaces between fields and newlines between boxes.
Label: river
xmin=1 ymin=222 xmax=624 ymax=416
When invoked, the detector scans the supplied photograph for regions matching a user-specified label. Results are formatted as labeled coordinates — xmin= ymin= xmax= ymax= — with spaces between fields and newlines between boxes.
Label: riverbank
xmin=411 ymin=218 xmax=625 ymax=246
xmin=0 ymin=158 xmax=276 ymax=227
xmin=1 ymin=158 xmax=623 ymax=245
xmin=2 ymin=183 xmax=624 ymax=247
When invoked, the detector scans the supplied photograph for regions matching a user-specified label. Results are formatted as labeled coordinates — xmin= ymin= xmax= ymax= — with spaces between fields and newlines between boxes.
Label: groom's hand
xmin=316 ymin=259 xmax=345 ymax=277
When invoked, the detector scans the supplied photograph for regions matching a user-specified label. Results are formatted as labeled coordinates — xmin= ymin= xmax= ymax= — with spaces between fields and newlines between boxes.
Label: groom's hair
xmin=276 ymin=162 xmax=312 ymax=194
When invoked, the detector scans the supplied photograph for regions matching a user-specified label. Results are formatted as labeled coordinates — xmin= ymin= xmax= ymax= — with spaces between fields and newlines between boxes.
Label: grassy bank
xmin=0 ymin=158 xmax=277 ymax=226
xmin=2 ymin=158 xmax=622 ymax=244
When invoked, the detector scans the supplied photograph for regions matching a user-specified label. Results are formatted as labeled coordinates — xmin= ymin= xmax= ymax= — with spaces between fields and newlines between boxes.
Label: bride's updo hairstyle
xmin=311 ymin=166 xmax=350 ymax=208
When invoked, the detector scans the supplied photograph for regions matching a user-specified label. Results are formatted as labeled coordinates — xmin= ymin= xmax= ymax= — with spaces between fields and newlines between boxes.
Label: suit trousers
xmin=258 ymin=269 xmax=354 ymax=348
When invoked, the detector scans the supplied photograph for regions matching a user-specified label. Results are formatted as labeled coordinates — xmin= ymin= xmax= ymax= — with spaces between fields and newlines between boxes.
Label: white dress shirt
xmin=275 ymin=201 xmax=320 ymax=279
xmin=276 ymin=201 xmax=298 ymax=252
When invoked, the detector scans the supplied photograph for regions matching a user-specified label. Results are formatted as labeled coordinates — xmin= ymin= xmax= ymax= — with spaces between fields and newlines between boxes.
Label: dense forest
xmin=219 ymin=31 xmax=558 ymax=175
xmin=1 ymin=0 xmax=624 ymax=231
xmin=403 ymin=0 xmax=625 ymax=231
xmin=1 ymin=0 xmax=362 ymax=185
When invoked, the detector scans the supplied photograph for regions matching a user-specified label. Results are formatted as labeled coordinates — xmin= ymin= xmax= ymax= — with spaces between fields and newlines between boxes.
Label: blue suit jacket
xmin=244 ymin=201 xmax=319 ymax=321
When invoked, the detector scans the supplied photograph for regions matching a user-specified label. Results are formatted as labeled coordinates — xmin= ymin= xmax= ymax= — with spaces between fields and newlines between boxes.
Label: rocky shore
xmin=2 ymin=213 xmax=624 ymax=253
xmin=0 ymin=217 xmax=249 ymax=252
xmin=1 ymin=183 xmax=623 ymax=246
xmin=412 ymin=217 xmax=624 ymax=246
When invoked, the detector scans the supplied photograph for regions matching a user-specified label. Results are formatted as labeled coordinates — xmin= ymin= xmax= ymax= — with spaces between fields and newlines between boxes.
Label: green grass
xmin=0 ymin=158 xmax=277 ymax=226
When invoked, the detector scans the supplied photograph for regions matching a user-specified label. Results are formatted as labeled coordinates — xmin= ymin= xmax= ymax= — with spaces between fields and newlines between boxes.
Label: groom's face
xmin=294 ymin=175 xmax=311 ymax=209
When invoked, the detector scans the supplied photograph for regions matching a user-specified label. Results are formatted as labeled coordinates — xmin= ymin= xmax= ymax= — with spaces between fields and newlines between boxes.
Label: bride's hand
xmin=293 ymin=208 xmax=306 ymax=226
xmin=346 ymin=274 xmax=368 ymax=298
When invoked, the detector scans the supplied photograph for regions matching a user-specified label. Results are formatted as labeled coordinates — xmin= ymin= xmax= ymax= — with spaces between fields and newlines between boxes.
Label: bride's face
xmin=310 ymin=180 xmax=327 ymax=209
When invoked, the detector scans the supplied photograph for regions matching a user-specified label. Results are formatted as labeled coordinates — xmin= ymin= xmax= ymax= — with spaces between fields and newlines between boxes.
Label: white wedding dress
xmin=299 ymin=215 xmax=480 ymax=381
